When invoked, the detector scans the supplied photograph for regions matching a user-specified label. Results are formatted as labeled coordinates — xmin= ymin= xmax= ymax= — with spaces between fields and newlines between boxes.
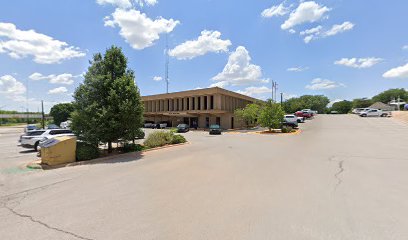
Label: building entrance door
xmin=190 ymin=117 xmax=198 ymax=129
xmin=231 ymin=117 xmax=234 ymax=129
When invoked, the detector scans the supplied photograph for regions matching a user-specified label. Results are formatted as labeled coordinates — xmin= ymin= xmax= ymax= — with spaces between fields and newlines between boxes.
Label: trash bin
xmin=40 ymin=136 xmax=77 ymax=166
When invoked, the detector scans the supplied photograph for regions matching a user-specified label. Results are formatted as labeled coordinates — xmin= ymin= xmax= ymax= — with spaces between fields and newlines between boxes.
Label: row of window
xmin=145 ymin=95 xmax=215 ymax=112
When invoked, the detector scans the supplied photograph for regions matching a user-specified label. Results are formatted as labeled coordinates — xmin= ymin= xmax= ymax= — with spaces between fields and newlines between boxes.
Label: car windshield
xmin=210 ymin=125 xmax=220 ymax=129
xmin=177 ymin=124 xmax=187 ymax=127
xmin=285 ymin=116 xmax=295 ymax=118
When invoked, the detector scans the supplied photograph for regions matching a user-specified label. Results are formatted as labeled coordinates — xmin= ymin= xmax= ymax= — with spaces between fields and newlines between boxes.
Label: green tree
xmin=234 ymin=103 xmax=260 ymax=128
xmin=258 ymin=100 xmax=285 ymax=131
xmin=283 ymin=95 xmax=330 ymax=113
xmin=71 ymin=46 xmax=144 ymax=153
xmin=49 ymin=103 xmax=74 ymax=126
xmin=372 ymin=88 xmax=408 ymax=103
xmin=352 ymin=98 xmax=373 ymax=108
xmin=331 ymin=100 xmax=353 ymax=114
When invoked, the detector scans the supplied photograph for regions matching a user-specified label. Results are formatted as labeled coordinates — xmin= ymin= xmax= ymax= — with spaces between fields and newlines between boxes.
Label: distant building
xmin=141 ymin=87 xmax=258 ymax=129
xmin=369 ymin=102 xmax=395 ymax=111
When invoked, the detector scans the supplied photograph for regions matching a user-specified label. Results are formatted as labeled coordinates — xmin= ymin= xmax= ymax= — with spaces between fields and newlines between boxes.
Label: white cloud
xmin=288 ymin=29 xmax=296 ymax=34
xmin=169 ymin=30 xmax=231 ymax=60
xmin=261 ymin=2 xmax=291 ymax=18
xmin=104 ymin=8 xmax=179 ymax=50
xmin=137 ymin=0 xmax=158 ymax=7
xmin=96 ymin=0 xmax=132 ymax=8
xmin=287 ymin=66 xmax=309 ymax=72
xmin=302 ymin=22 xmax=354 ymax=43
xmin=0 ymin=75 xmax=26 ymax=98
xmin=334 ymin=57 xmax=382 ymax=69
xmin=281 ymin=1 xmax=330 ymax=30
xmin=306 ymin=78 xmax=345 ymax=90
xmin=382 ymin=63 xmax=408 ymax=79
xmin=209 ymin=81 xmax=229 ymax=88
xmin=0 ymin=22 xmax=85 ymax=64
xmin=153 ymin=76 xmax=162 ymax=81
xmin=48 ymin=87 xmax=68 ymax=95
xmin=324 ymin=21 xmax=354 ymax=36
xmin=236 ymin=86 xmax=272 ymax=97
xmin=29 ymin=72 xmax=80 ymax=85
xmin=300 ymin=25 xmax=322 ymax=36
xmin=283 ymin=93 xmax=298 ymax=100
xmin=402 ymin=45 xmax=408 ymax=50
xmin=328 ymin=99 xmax=343 ymax=107
xmin=212 ymin=46 xmax=268 ymax=87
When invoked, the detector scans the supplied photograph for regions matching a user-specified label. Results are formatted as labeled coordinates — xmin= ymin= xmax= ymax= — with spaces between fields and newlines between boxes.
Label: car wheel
xmin=361 ymin=114 xmax=367 ymax=117
xmin=381 ymin=114 xmax=387 ymax=117
xmin=34 ymin=141 xmax=39 ymax=151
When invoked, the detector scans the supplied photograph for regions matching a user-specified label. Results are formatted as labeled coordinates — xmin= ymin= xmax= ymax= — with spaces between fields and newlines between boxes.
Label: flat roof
xmin=142 ymin=87 xmax=258 ymax=102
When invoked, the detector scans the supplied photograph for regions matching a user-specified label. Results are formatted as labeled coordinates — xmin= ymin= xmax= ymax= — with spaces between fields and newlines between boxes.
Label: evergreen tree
xmin=71 ymin=46 xmax=143 ymax=152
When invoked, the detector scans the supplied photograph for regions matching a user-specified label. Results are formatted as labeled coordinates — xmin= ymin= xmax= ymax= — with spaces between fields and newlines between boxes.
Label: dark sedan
xmin=176 ymin=124 xmax=190 ymax=133
xmin=209 ymin=124 xmax=222 ymax=135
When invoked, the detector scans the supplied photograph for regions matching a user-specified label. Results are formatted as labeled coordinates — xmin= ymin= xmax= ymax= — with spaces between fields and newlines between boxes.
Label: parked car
xmin=209 ymin=124 xmax=222 ymax=135
xmin=20 ymin=129 xmax=75 ymax=151
xmin=158 ymin=121 xmax=168 ymax=129
xmin=283 ymin=115 xmax=299 ymax=128
xmin=47 ymin=124 xmax=60 ymax=129
xmin=176 ymin=124 xmax=190 ymax=133
xmin=296 ymin=116 xmax=305 ymax=123
xmin=352 ymin=108 xmax=371 ymax=114
xmin=295 ymin=111 xmax=313 ymax=119
xmin=359 ymin=109 xmax=389 ymax=117
xmin=24 ymin=125 xmax=38 ymax=132
xmin=144 ymin=121 xmax=155 ymax=128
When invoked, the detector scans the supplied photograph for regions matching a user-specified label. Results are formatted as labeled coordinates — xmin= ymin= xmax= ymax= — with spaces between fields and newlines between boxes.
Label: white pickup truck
xmin=359 ymin=109 xmax=390 ymax=117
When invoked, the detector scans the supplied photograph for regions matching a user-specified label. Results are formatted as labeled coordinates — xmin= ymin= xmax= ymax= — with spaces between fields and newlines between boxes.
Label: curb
xmin=25 ymin=142 xmax=189 ymax=170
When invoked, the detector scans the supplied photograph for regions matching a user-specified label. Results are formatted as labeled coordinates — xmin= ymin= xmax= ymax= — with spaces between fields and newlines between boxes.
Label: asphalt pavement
xmin=1 ymin=115 xmax=408 ymax=240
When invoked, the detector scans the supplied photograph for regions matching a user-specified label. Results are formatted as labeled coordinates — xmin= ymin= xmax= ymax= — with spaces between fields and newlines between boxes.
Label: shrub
xmin=135 ymin=129 xmax=145 ymax=139
xmin=123 ymin=143 xmax=143 ymax=153
xmin=76 ymin=142 xmax=100 ymax=161
xmin=171 ymin=134 xmax=187 ymax=144
xmin=281 ymin=126 xmax=293 ymax=133
xmin=169 ymin=128 xmax=178 ymax=134
xmin=143 ymin=131 xmax=174 ymax=148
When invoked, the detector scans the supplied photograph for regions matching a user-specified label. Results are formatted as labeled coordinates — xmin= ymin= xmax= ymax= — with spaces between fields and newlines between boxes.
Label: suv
xmin=359 ymin=109 xmax=389 ymax=117
xmin=283 ymin=115 xmax=299 ymax=128
xmin=144 ymin=121 xmax=155 ymax=128
xmin=20 ymin=129 xmax=74 ymax=151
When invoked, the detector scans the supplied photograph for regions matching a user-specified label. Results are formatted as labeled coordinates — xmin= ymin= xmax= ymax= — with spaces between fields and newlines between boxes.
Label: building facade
xmin=142 ymin=87 xmax=258 ymax=129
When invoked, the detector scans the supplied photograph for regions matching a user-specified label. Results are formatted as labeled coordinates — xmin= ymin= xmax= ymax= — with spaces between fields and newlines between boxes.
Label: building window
xmin=187 ymin=98 xmax=190 ymax=110
xmin=216 ymin=117 xmax=220 ymax=126
xmin=198 ymin=97 xmax=201 ymax=110
xmin=192 ymin=97 xmax=195 ymax=110
xmin=210 ymin=95 xmax=214 ymax=109
xmin=204 ymin=96 xmax=208 ymax=110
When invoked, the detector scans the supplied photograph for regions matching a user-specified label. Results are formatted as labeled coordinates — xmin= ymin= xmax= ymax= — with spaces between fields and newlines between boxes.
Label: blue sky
xmin=0 ymin=0 xmax=407 ymax=112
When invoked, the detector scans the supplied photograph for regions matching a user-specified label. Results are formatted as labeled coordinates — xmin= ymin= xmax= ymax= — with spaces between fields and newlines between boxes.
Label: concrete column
xmin=214 ymin=94 xmax=221 ymax=110
xmin=189 ymin=97 xmax=193 ymax=111
xmin=200 ymin=96 xmax=205 ymax=110
xmin=183 ymin=97 xmax=187 ymax=111
xmin=174 ymin=98 xmax=178 ymax=111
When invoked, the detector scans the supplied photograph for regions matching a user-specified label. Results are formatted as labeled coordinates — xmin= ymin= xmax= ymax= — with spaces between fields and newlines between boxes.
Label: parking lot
xmin=1 ymin=115 xmax=408 ymax=240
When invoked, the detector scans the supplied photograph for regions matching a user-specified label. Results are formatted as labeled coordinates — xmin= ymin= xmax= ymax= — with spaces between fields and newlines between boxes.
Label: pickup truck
xmin=359 ymin=109 xmax=390 ymax=117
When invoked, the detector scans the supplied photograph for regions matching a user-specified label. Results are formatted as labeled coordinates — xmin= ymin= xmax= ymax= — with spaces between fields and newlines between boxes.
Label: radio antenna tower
xmin=165 ymin=33 xmax=169 ymax=93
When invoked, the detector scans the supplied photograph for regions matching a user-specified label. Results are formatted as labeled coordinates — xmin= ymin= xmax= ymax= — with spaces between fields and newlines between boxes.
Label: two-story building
xmin=142 ymin=87 xmax=258 ymax=129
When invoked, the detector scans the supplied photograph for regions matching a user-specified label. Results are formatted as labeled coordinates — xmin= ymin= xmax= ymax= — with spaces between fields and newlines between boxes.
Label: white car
xmin=144 ymin=121 xmax=156 ymax=128
xmin=284 ymin=115 xmax=299 ymax=128
xmin=20 ymin=129 xmax=75 ymax=151
xmin=296 ymin=116 xmax=305 ymax=123
xmin=359 ymin=109 xmax=389 ymax=117
xmin=352 ymin=108 xmax=371 ymax=114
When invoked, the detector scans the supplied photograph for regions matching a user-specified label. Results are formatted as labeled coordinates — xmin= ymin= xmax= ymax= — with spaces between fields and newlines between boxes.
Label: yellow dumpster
xmin=41 ymin=136 xmax=77 ymax=166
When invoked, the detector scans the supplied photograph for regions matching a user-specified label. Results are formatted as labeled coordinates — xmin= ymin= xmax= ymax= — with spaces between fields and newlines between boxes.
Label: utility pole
xmin=41 ymin=100 xmax=45 ymax=129
xmin=165 ymin=33 xmax=169 ymax=94
xmin=280 ymin=92 xmax=283 ymax=106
